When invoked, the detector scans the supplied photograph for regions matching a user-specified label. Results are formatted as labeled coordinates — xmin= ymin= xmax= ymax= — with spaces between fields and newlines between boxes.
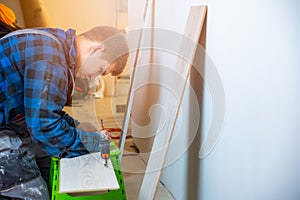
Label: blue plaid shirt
xmin=0 ymin=28 xmax=101 ymax=157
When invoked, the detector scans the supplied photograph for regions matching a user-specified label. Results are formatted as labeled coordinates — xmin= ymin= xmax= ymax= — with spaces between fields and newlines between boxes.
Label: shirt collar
xmin=64 ymin=29 xmax=77 ymax=73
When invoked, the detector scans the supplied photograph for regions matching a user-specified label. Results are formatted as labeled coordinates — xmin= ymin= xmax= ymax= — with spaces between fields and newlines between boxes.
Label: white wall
xmin=195 ymin=1 xmax=300 ymax=199
xmin=129 ymin=0 xmax=300 ymax=199
xmin=43 ymin=0 xmax=118 ymax=33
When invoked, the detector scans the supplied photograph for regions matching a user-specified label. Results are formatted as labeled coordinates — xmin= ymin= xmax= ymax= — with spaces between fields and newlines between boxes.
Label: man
xmin=0 ymin=26 xmax=129 ymax=199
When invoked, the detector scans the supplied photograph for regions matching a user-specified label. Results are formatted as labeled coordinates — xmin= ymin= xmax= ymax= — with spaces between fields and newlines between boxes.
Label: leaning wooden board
xmin=138 ymin=6 xmax=207 ymax=200
xmin=59 ymin=152 xmax=119 ymax=194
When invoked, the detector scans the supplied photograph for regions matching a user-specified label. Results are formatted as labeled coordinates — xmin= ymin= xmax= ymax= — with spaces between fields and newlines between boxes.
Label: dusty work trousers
xmin=0 ymin=124 xmax=50 ymax=199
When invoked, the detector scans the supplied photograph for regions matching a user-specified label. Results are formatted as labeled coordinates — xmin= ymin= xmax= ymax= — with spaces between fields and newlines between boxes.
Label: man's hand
xmin=76 ymin=122 xmax=99 ymax=132
xmin=100 ymin=130 xmax=112 ymax=141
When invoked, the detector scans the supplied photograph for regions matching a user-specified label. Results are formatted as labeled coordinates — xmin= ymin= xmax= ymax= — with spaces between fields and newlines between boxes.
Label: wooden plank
xmin=119 ymin=0 xmax=154 ymax=159
xmin=138 ymin=6 xmax=207 ymax=200
xmin=59 ymin=152 xmax=119 ymax=194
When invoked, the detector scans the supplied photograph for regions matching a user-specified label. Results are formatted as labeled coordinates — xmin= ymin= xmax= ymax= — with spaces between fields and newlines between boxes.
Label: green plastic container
xmin=49 ymin=142 xmax=126 ymax=200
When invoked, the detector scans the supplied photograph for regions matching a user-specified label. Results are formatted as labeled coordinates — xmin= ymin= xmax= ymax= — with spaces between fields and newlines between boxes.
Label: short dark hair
xmin=81 ymin=26 xmax=129 ymax=76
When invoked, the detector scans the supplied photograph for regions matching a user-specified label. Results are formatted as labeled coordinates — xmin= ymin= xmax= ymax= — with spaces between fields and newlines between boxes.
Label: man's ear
xmin=89 ymin=42 xmax=104 ymax=54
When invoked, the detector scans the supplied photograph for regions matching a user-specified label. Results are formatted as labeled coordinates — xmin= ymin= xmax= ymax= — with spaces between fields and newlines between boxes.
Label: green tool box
xmin=49 ymin=142 xmax=126 ymax=200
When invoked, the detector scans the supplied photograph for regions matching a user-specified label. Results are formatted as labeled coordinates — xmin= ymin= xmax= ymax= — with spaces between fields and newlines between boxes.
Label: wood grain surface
xmin=59 ymin=152 xmax=119 ymax=193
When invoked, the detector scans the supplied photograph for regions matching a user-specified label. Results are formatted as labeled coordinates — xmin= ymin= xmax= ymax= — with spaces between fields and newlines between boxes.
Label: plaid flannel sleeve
xmin=24 ymin=60 xmax=101 ymax=158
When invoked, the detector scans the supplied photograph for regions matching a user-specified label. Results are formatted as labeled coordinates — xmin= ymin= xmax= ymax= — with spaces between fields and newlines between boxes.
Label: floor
xmin=63 ymin=97 xmax=174 ymax=200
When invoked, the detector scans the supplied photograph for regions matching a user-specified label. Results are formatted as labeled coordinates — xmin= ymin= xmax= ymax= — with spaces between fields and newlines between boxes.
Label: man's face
xmin=77 ymin=49 xmax=112 ymax=80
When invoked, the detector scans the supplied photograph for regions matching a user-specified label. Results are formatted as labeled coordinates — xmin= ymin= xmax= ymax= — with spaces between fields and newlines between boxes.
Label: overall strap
xmin=1 ymin=28 xmax=61 ymax=45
